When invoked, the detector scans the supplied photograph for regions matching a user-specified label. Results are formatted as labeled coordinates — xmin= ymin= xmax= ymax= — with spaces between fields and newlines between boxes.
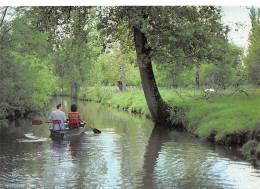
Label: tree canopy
xmin=0 ymin=6 xmax=251 ymax=125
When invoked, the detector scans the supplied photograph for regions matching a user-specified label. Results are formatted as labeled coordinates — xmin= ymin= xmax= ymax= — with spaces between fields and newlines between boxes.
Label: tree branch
xmin=0 ymin=6 xmax=8 ymax=28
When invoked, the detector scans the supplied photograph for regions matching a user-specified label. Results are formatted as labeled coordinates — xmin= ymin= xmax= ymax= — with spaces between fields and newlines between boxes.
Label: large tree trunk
xmin=134 ymin=27 xmax=170 ymax=125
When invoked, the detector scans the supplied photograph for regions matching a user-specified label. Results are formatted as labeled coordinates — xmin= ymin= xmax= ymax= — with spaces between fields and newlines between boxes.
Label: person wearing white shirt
xmin=49 ymin=104 xmax=67 ymax=130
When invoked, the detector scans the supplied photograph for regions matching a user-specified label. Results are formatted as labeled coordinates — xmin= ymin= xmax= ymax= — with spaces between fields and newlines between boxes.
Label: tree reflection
xmin=141 ymin=125 xmax=172 ymax=189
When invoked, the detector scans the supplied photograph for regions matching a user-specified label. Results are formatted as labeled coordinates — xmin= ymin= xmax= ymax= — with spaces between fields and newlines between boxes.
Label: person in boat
xmin=68 ymin=104 xmax=87 ymax=129
xmin=49 ymin=104 xmax=67 ymax=130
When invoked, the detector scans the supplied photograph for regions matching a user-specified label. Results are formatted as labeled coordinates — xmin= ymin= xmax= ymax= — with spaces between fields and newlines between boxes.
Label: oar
xmin=83 ymin=121 xmax=101 ymax=134
xmin=32 ymin=120 xmax=52 ymax=125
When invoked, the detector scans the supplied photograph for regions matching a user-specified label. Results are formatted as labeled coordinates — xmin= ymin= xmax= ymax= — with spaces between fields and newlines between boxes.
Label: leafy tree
xmin=152 ymin=7 xmax=231 ymax=89
xmin=25 ymin=6 xmax=230 ymax=125
xmin=0 ymin=9 xmax=56 ymax=125
xmin=245 ymin=7 xmax=260 ymax=85
xmin=201 ymin=40 xmax=242 ymax=89
xmin=98 ymin=6 xmax=229 ymax=124
xmin=97 ymin=19 xmax=136 ymax=91
xmin=27 ymin=6 xmax=102 ymax=97
xmin=98 ymin=52 xmax=122 ymax=86
xmin=94 ymin=49 xmax=139 ymax=87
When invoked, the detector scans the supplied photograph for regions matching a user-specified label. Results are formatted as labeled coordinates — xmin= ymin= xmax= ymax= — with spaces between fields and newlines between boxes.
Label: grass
xmin=112 ymin=91 xmax=149 ymax=115
xmin=156 ymin=88 xmax=260 ymax=138
xmin=186 ymin=94 xmax=260 ymax=141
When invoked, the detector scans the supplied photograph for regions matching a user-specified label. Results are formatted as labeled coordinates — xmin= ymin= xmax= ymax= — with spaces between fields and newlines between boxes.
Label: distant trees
xmin=95 ymin=50 xmax=140 ymax=87
xmin=26 ymin=7 xmax=104 ymax=97
xmin=245 ymin=7 xmax=260 ymax=85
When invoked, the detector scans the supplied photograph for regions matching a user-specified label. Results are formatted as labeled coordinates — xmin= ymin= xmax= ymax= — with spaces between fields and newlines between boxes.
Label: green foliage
xmin=26 ymin=6 xmax=103 ymax=95
xmin=200 ymin=63 xmax=236 ymax=89
xmin=168 ymin=105 xmax=189 ymax=126
xmin=48 ymin=33 xmax=101 ymax=93
xmin=155 ymin=65 xmax=197 ymax=87
xmin=97 ymin=52 xmax=121 ymax=86
xmin=77 ymin=86 xmax=113 ymax=102
xmin=14 ymin=54 xmax=57 ymax=110
xmin=0 ymin=12 xmax=56 ymax=123
xmin=150 ymin=7 xmax=226 ymax=66
xmin=92 ymin=50 xmax=140 ymax=87
xmin=111 ymin=6 xmax=242 ymax=89
xmin=245 ymin=7 xmax=260 ymax=85
xmin=1 ymin=6 xmax=254 ymax=136
xmin=12 ymin=16 xmax=49 ymax=58
xmin=240 ymin=140 xmax=259 ymax=159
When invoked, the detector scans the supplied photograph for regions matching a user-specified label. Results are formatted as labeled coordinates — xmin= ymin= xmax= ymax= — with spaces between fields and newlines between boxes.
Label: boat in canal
xmin=49 ymin=123 xmax=86 ymax=140
xmin=32 ymin=119 xmax=100 ymax=139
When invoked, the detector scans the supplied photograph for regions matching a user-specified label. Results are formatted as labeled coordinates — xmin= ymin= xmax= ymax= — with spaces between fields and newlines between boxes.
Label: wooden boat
xmin=49 ymin=123 xmax=86 ymax=140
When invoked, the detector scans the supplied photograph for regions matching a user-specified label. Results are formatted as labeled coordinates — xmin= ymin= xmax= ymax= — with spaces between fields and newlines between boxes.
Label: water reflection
xmin=141 ymin=125 xmax=172 ymax=189
xmin=140 ymin=125 xmax=260 ymax=189
xmin=1 ymin=96 xmax=260 ymax=188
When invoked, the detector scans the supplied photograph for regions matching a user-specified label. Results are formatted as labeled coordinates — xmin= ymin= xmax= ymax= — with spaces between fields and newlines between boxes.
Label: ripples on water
xmin=1 ymin=97 xmax=260 ymax=189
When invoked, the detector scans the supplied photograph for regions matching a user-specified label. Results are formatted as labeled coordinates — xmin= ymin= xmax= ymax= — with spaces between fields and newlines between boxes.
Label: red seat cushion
xmin=69 ymin=117 xmax=79 ymax=129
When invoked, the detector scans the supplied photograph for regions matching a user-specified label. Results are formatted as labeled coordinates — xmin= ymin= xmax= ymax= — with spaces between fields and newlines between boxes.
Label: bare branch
xmin=0 ymin=6 xmax=8 ymax=28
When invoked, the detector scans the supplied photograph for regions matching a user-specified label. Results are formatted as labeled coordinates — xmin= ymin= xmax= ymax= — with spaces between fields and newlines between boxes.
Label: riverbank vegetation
xmin=1 ymin=6 xmax=260 ymax=160
xmin=63 ymin=85 xmax=260 ymax=160
xmin=58 ymin=85 xmax=260 ymax=144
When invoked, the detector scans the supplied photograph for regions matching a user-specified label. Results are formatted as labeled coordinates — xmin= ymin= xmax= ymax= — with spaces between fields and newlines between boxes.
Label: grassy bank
xmin=57 ymin=86 xmax=260 ymax=160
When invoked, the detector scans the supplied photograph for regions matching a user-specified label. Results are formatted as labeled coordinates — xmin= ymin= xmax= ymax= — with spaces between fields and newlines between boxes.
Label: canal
xmin=0 ymin=96 xmax=260 ymax=188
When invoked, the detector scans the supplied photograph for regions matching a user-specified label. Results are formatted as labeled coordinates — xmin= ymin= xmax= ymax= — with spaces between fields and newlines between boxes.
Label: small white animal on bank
xmin=205 ymin=89 xmax=215 ymax=92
